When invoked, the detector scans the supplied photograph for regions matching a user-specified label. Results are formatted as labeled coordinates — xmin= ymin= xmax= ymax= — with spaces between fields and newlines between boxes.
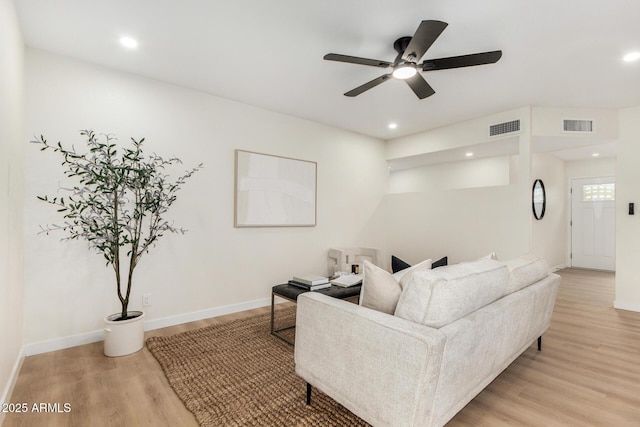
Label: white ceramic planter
xmin=103 ymin=310 xmax=145 ymax=357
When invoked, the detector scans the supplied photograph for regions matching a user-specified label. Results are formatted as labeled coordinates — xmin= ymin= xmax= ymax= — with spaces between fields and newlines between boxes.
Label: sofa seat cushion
xmin=360 ymin=259 xmax=432 ymax=314
xmin=394 ymin=258 xmax=508 ymax=328
xmin=503 ymin=255 xmax=549 ymax=295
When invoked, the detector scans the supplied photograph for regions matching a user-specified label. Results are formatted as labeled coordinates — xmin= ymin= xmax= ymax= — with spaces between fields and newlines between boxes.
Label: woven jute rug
xmin=146 ymin=306 xmax=369 ymax=426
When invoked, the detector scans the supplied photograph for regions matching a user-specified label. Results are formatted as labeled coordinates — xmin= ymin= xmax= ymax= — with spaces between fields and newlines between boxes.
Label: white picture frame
xmin=234 ymin=150 xmax=317 ymax=227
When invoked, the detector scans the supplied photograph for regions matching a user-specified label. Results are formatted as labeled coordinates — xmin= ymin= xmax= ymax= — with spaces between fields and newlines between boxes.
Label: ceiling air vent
xmin=489 ymin=119 xmax=521 ymax=137
xmin=563 ymin=119 xmax=594 ymax=133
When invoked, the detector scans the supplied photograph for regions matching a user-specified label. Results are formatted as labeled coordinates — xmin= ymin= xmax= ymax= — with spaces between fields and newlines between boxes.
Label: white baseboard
xmin=24 ymin=297 xmax=272 ymax=356
xmin=0 ymin=347 xmax=25 ymax=419
xmin=551 ymin=264 xmax=567 ymax=272
xmin=24 ymin=329 xmax=105 ymax=356
xmin=613 ymin=301 xmax=640 ymax=313
xmin=143 ymin=297 xmax=271 ymax=331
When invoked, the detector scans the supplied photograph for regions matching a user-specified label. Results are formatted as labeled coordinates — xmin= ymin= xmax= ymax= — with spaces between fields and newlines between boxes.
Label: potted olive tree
xmin=33 ymin=130 xmax=201 ymax=356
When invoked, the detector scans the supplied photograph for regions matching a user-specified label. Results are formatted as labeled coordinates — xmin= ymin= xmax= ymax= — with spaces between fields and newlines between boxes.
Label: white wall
xmin=23 ymin=49 xmax=388 ymax=347
xmin=383 ymin=107 xmax=619 ymax=272
xmin=376 ymin=109 xmax=533 ymax=269
xmin=531 ymin=153 xmax=566 ymax=269
xmin=386 ymin=106 xmax=530 ymax=160
xmin=532 ymin=107 xmax=618 ymax=269
xmin=363 ymin=185 xmax=531 ymax=269
xmin=565 ymin=157 xmax=615 ymax=179
xmin=389 ymin=155 xmax=511 ymax=193
xmin=615 ymin=105 xmax=640 ymax=311
xmin=0 ymin=0 xmax=25 ymax=416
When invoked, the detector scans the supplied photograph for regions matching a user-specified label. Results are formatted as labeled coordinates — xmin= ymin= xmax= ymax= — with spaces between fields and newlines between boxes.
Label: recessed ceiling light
xmin=120 ymin=36 xmax=138 ymax=49
xmin=623 ymin=51 xmax=640 ymax=62
xmin=388 ymin=123 xmax=398 ymax=129
xmin=465 ymin=152 xmax=474 ymax=157
xmin=592 ymin=152 xmax=600 ymax=157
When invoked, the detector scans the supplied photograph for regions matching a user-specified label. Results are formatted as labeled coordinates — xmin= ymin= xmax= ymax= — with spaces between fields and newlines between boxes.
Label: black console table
xmin=270 ymin=283 xmax=362 ymax=345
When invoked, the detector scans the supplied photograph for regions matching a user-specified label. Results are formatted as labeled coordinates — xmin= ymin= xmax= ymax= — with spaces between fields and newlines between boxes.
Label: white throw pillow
xmin=360 ymin=259 xmax=432 ymax=314
xmin=394 ymin=259 xmax=433 ymax=289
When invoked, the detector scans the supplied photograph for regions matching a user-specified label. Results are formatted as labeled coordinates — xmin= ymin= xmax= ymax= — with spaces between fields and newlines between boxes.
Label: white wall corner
xmin=0 ymin=347 xmax=25 ymax=418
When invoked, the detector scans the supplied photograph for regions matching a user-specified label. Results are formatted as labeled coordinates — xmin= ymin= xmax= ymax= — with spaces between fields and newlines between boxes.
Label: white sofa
xmin=294 ymin=256 xmax=560 ymax=427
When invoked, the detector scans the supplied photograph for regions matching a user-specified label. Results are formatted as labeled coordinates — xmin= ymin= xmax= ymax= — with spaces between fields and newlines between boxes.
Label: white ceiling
xmin=15 ymin=0 xmax=640 ymax=148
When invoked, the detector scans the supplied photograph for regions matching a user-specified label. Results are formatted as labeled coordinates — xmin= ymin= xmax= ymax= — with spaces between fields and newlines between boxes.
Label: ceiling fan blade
xmin=324 ymin=53 xmax=392 ymax=68
xmin=422 ymin=50 xmax=503 ymax=71
xmin=402 ymin=20 xmax=448 ymax=62
xmin=344 ymin=74 xmax=392 ymax=97
xmin=405 ymin=73 xmax=435 ymax=99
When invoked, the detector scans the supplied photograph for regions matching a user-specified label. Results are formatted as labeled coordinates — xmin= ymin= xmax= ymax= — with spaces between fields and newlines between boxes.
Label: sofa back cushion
xmin=394 ymin=258 xmax=508 ymax=328
xmin=503 ymin=255 xmax=549 ymax=295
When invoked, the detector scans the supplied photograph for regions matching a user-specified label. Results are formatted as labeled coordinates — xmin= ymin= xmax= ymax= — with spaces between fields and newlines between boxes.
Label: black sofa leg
xmin=538 ymin=336 xmax=542 ymax=351
xmin=306 ymin=383 xmax=312 ymax=405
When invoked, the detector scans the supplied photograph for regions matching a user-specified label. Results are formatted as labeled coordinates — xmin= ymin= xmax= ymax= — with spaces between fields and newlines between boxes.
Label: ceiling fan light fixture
xmin=120 ymin=36 xmax=138 ymax=49
xmin=392 ymin=63 xmax=417 ymax=79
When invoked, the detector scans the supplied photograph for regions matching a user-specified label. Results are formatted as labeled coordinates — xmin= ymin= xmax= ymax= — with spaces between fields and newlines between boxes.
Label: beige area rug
xmin=146 ymin=307 xmax=369 ymax=426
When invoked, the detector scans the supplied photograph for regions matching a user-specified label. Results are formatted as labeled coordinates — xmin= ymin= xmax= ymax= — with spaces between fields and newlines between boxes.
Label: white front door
xmin=570 ymin=177 xmax=616 ymax=271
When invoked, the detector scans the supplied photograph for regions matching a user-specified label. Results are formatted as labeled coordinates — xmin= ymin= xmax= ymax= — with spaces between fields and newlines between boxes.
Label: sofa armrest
xmin=294 ymin=292 xmax=446 ymax=427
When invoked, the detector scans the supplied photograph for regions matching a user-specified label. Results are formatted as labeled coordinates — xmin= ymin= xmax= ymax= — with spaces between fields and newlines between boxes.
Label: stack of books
xmin=289 ymin=275 xmax=331 ymax=290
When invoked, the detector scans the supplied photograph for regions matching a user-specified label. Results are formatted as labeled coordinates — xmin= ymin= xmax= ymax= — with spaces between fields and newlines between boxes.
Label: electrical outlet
xmin=142 ymin=293 xmax=151 ymax=307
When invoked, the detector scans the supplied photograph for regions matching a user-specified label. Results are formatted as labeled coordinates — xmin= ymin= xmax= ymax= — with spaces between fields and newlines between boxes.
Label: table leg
xmin=270 ymin=292 xmax=296 ymax=345
xmin=270 ymin=291 xmax=275 ymax=334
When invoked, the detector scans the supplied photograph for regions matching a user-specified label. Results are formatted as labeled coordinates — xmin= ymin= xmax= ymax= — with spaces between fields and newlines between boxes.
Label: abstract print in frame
xmin=234 ymin=150 xmax=317 ymax=227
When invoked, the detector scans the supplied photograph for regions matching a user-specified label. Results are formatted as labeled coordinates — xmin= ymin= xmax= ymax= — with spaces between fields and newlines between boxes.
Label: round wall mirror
xmin=532 ymin=179 xmax=546 ymax=220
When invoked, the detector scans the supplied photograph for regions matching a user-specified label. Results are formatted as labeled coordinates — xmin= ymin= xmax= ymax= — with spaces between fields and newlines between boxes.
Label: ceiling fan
xmin=324 ymin=20 xmax=502 ymax=99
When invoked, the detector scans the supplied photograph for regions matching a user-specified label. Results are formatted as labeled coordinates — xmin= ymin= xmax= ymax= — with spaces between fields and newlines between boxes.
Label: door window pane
xmin=582 ymin=183 xmax=615 ymax=201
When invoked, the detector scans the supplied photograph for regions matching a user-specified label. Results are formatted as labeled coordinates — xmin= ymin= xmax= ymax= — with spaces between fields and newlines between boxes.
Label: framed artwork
xmin=234 ymin=150 xmax=317 ymax=227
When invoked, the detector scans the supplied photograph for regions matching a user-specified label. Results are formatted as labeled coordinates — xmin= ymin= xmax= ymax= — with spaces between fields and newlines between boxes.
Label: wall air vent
xmin=489 ymin=119 xmax=521 ymax=137
xmin=563 ymin=119 xmax=594 ymax=133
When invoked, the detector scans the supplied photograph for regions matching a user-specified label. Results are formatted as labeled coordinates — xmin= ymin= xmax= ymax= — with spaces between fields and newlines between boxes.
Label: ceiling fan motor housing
xmin=393 ymin=36 xmax=413 ymax=56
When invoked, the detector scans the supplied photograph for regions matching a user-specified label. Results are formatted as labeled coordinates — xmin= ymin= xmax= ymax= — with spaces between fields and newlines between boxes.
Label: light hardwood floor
xmin=3 ymin=269 xmax=640 ymax=426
